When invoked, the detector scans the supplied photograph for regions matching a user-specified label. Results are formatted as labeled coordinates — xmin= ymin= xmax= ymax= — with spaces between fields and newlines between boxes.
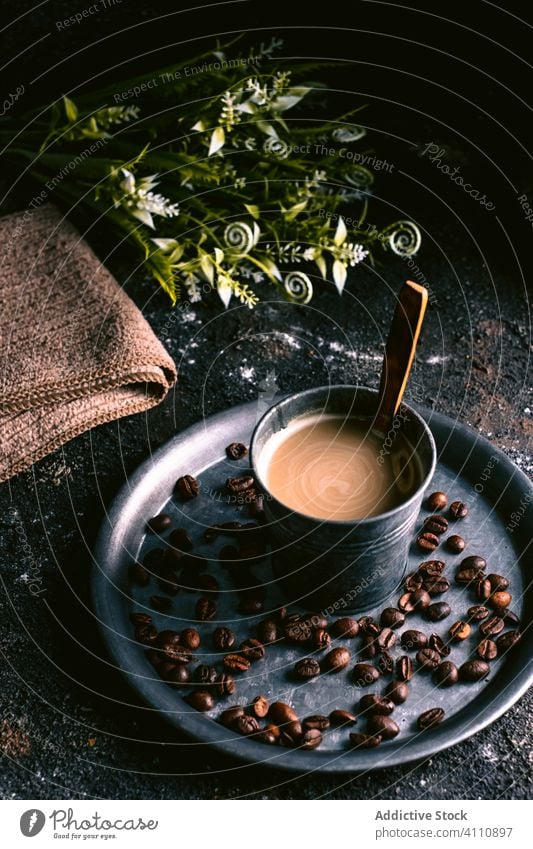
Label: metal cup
xmin=250 ymin=385 xmax=437 ymax=612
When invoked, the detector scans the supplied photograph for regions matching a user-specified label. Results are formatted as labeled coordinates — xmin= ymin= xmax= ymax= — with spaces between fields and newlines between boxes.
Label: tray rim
xmin=92 ymin=401 xmax=533 ymax=774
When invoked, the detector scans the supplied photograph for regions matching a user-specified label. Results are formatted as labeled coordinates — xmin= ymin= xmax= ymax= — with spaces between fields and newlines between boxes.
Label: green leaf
xmin=63 ymin=96 xmax=78 ymax=122
xmin=244 ymin=203 xmax=260 ymax=219
xmin=283 ymin=200 xmax=307 ymax=222
xmin=208 ymin=126 xmax=225 ymax=156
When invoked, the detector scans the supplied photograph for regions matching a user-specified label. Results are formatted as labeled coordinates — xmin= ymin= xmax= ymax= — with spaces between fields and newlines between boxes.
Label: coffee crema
xmin=260 ymin=414 xmax=422 ymax=521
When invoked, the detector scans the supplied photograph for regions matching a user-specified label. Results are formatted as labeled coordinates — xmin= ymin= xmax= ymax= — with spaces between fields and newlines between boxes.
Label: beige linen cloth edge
xmin=0 ymin=204 xmax=176 ymax=483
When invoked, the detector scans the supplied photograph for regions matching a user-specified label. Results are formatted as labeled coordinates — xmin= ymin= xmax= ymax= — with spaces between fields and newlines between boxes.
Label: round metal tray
xmin=92 ymin=401 xmax=533 ymax=773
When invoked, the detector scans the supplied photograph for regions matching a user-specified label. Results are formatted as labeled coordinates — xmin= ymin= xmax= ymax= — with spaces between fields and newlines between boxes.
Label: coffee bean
xmin=223 ymin=653 xmax=251 ymax=672
xmin=459 ymin=659 xmax=490 ymax=682
xmin=417 ymin=707 xmax=445 ymax=730
xmin=176 ymin=474 xmax=200 ymax=500
xmin=479 ymin=616 xmax=505 ymax=637
xmin=417 ymin=531 xmax=440 ymax=552
xmin=252 ymin=695 xmax=269 ymax=718
xmin=349 ymin=732 xmax=382 ymax=749
xmin=432 ymin=660 xmax=458 ymax=687
xmin=331 ymin=617 xmax=359 ymax=638
xmin=398 ymin=589 xmax=431 ymax=613
xmin=226 ymin=442 xmax=248 ymax=460
xmin=378 ymin=651 xmax=394 ymax=675
xmin=192 ymin=664 xmax=217 ymax=685
xmin=145 ymin=648 xmax=163 ymax=668
xmin=358 ymin=616 xmax=380 ymax=634
xmin=380 ymin=608 xmax=405 ymax=629
xmin=359 ymin=634 xmax=378 ymax=659
xmin=385 ymin=680 xmax=410 ymax=704
xmin=425 ymin=602 xmax=451 ymax=622
xmin=416 ymin=648 xmax=442 ymax=671
xmin=265 ymin=723 xmax=281 ymax=739
xmin=329 ymin=709 xmax=357 ymax=726
xmin=238 ymin=593 xmax=264 ymax=615
xmin=449 ymin=500 xmax=468 ymax=518
xmin=216 ymin=673 xmax=236 ymax=697
xmin=352 ymin=662 xmax=380 ymax=687
xmin=312 ymin=628 xmax=332 ymax=650
xmin=377 ymin=628 xmax=397 ymax=652
xmin=423 ymin=577 xmax=451 ymax=595
xmin=496 ymin=631 xmax=521 ymax=652
xmin=401 ymin=630 xmax=428 ymax=650
xmin=156 ymin=629 xmax=181 ymax=647
xmin=302 ymin=714 xmax=330 ymax=731
xmin=164 ymin=665 xmax=190 ymax=686
xmin=504 ymin=609 xmax=520 ymax=626
xmin=240 ymin=639 xmax=265 ymax=662
xmin=226 ymin=475 xmax=255 ymax=494
xmin=449 ymin=620 xmax=471 ymax=641
xmin=418 ymin=559 xmax=446 ymax=578
xmin=468 ymin=604 xmax=490 ymax=621
xmin=456 ymin=567 xmax=485 ymax=585
xmin=475 ymin=578 xmax=492 ymax=601
xmin=129 ymin=563 xmax=150 ymax=586
xmin=256 ymin=730 xmax=277 ymax=745
xmin=428 ymin=633 xmax=451 ymax=657
xmin=359 ymin=694 xmax=395 ymax=716
xmin=446 ymin=534 xmax=465 ymax=553
xmin=213 ymin=627 xmax=235 ymax=651
xmin=396 ymin=655 xmax=414 ymax=681
xmin=186 ymin=690 xmax=214 ymax=711
xmin=160 ymin=643 xmax=191 ymax=664
xmin=487 ymin=573 xmax=510 ymax=591
xmin=150 ymin=595 xmax=172 ymax=612
xmin=249 ymin=495 xmax=265 ymax=520
xmin=404 ymin=572 xmax=424 ymax=591
xmin=147 ymin=513 xmax=172 ymax=533
xmin=298 ymin=729 xmax=323 ymax=750
xmin=306 ymin=612 xmax=329 ymax=630
xmin=367 ymin=715 xmax=400 ymax=740
xmin=257 ymin=619 xmax=278 ymax=644
xmin=135 ymin=623 xmax=157 ymax=645
xmin=284 ymin=616 xmax=312 ymax=643
xmin=235 ymin=715 xmax=261 ymax=736
xmin=280 ymin=720 xmax=303 ymax=747
xmin=269 ymin=701 xmax=298 ymax=725
xmin=219 ymin=706 xmax=245 ymax=728
xmin=180 ymin=628 xmax=201 ymax=650
xmin=489 ymin=591 xmax=512 ymax=610
xmin=461 ymin=554 xmax=487 ymax=571
xmin=169 ymin=527 xmax=193 ymax=551
xmin=324 ymin=646 xmax=351 ymax=672
xmin=477 ymin=639 xmax=498 ymax=661
xmin=131 ymin=612 xmax=153 ymax=626
xmin=427 ymin=491 xmax=448 ymax=510
xmin=424 ymin=514 xmax=449 ymax=535
xmin=196 ymin=597 xmax=216 ymax=621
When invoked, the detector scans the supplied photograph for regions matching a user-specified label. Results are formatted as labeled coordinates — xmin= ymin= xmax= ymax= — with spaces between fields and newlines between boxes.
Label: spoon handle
xmin=374 ymin=280 xmax=428 ymax=436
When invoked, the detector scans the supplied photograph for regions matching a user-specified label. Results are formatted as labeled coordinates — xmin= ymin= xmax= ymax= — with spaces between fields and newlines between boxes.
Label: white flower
xmin=303 ymin=247 xmax=316 ymax=261
xmin=116 ymin=168 xmax=179 ymax=229
xmin=346 ymin=243 xmax=369 ymax=266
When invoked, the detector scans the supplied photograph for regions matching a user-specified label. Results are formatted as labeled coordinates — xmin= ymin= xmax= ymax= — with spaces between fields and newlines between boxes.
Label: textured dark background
xmin=0 ymin=0 xmax=531 ymax=799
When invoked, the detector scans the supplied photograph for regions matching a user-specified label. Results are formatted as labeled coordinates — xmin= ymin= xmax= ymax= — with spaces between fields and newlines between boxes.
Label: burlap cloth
xmin=0 ymin=204 xmax=176 ymax=483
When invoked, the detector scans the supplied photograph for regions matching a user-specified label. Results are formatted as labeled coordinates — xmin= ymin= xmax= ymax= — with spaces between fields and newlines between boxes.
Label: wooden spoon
xmin=374 ymin=279 xmax=429 ymax=437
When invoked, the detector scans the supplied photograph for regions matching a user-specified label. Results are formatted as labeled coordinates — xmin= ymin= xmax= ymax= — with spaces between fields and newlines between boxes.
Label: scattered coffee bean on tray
xmin=417 ymin=707 xmax=445 ymax=730
xmin=380 ymin=608 xmax=405 ymax=629
xmin=378 ymin=651 xmax=394 ymax=675
xmin=417 ymin=531 xmax=440 ymax=552
xmin=477 ymin=639 xmax=498 ymax=661
xmin=425 ymin=601 xmax=451 ymax=621
xmin=401 ymin=630 xmax=428 ymax=650
xmin=446 ymin=534 xmax=465 ymax=553
xmin=176 ymin=474 xmax=200 ymax=499
xmin=240 ymin=639 xmax=265 ymax=662
xmin=432 ymin=660 xmax=458 ymax=687
xmin=426 ymin=491 xmax=448 ymax=510
xmin=312 ymin=628 xmax=331 ymax=650
xmin=416 ymin=648 xmax=441 ymax=671
xmin=215 ymin=673 xmax=236 ymax=697
xmin=496 ymin=631 xmax=521 ymax=653
xmin=169 ymin=527 xmax=193 ymax=550
xmin=186 ymin=690 xmax=214 ymax=712
xmin=428 ymin=633 xmax=451 ymax=657
xmin=257 ymin=619 xmax=278 ymax=644
xmin=449 ymin=620 xmax=471 ymax=641
xmin=352 ymin=663 xmax=380 ymax=687
xmin=398 ymin=588 xmax=431 ymax=613
xmin=330 ymin=617 xmax=359 ymax=638
xmin=226 ymin=475 xmax=255 ymax=493
xmin=418 ymin=559 xmax=446 ymax=577
xmin=235 ymin=715 xmax=261 ymax=736
xmin=329 ymin=709 xmax=357 ymax=726
xmin=424 ymin=515 xmax=449 ymax=535
xmin=449 ymin=500 xmax=469 ymax=518
xmin=299 ymin=729 xmax=323 ymax=750
xmin=294 ymin=657 xmax=320 ymax=680
xmin=350 ymin=732 xmax=382 ymax=749
xmin=489 ymin=591 xmax=512 ymax=610
xmin=213 ymin=626 xmax=235 ymax=651
xmin=252 ymin=695 xmax=269 ymax=718
xmin=461 ymin=554 xmax=486 ymax=571
xmin=219 ymin=706 xmax=245 ymax=728
xmin=226 ymin=442 xmax=248 ymax=460
xmin=459 ymin=659 xmax=490 ymax=682
xmin=196 ymin=597 xmax=217 ymax=621
xmin=367 ymin=715 xmax=400 ymax=740
xmin=180 ymin=628 xmax=201 ymax=650
xmin=468 ymin=604 xmax=490 ymax=621
xmin=359 ymin=694 xmax=395 ymax=716
xmin=269 ymin=701 xmax=298 ymax=725
xmin=302 ymin=714 xmax=330 ymax=732
xmin=256 ymin=729 xmax=277 ymax=745
xmin=146 ymin=513 xmax=172 ymax=533
xmin=384 ymin=680 xmax=409 ymax=705
xmin=223 ymin=653 xmax=250 ymax=672
xmin=324 ymin=647 xmax=351 ymax=672
xmin=479 ymin=616 xmax=505 ymax=637
xmin=396 ymin=655 xmax=414 ymax=681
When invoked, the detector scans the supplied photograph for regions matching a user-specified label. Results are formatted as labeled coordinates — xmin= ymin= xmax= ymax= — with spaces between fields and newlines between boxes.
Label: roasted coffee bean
xmin=459 ymin=659 xmax=490 ymax=682
xmin=238 ymin=593 xmax=264 ymax=615
xmin=427 ymin=491 xmax=448 ymax=510
xmin=269 ymin=701 xmax=298 ymax=725
xmin=214 ymin=673 xmax=235 ymax=697
xmin=367 ymin=715 xmax=400 ymax=740
xmin=416 ymin=648 xmax=441 ymax=671
xmin=456 ymin=567 xmax=485 ymax=585
xmin=475 ymin=578 xmax=492 ymax=601
xmin=359 ymin=694 xmax=395 ymax=716
xmin=284 ymin=616 xmax=312 ymax=643
xmin=352 ymin=662 xmax=380 ymax=687
xmin=213 ymin=627 xmax=235 ymax=651
xmin=423 ymin=577 xmax=451 ymax=595
xmin=264 ymin=723 xmax=281 ymax=739
xmin=240 ymin=638 xmax=265 ymax=662
xmin=150 ymin=595 xmax=172 ymax=612
xmin=401 ymin=630 xmax=428 ymax=650
xmin=377 ymin=628 xmax=396 ymax=652
xmin=248 ymin=495 xmax=265 ymax=520
xmin=135 ymin=624 xmax=158 ymax=645
xmin=380 ymin=608 xmax=405 ymax=629
xmin=156 ymin=629 xmax=181 ymax=647
xmin=504 ymin=609 xmax=520 ymax=626
xmin=235 ymin=715 xmax=261 ymax=736
xmin=489 ymin=591 xmax=512 ymax=610
xmin=404 ymin=572 xmax=424 ymax=592
xmin=169 ymin=527 xmax=193 ymax=551
xmin=396 ymin=655 xmax=414 ymax=681
xmin=432 ymin=660 xmax=458 ymax=687
xmin=186 ymin=690 xmax=214 ymax=711
xmin=226 ymin=475 xmax=255 ymax=494
xmin=160 ymin=643 xmax=191 ymax=664
xmin=428 ymin=633 xmax=451 ymax=657
xmin=424 ymin=514 xmax=449 ymax=535
xmin=477 ymin=639 xmax=498 ymax=661
xmin=164 ymin=665 xmax=190 ymax=686
xmin=449 ymin=500 xmax=468 ymax=518
xmin=305 ymin=612 xmax=329 ymax=630
xmin=358 ymin=616 xmax=379 ymax=634
xmin=147 ymin=513 xmax=172 ymax=533
xmin=496 ymin=630 xmax=521 ymax=652
xmin=255 ymin=730 xmax=277 ymax=745
xmin=417 ymin=531 xmax=440 ymax=552
xmin=312 ymin=628 xmax=332 ymax=650
xmin=302 ymin=714 xmax=330 ymax=732
xmin=176 ymin=474 xmax=200 ymax=500
xmin=192 ymin=664 xmax=218 ymax=685
xmin=196 ymin=597 xmax=216 ymax=621
xmin=398 ymin=588 xmax=431 ymax=613
xmin=468 ymin=604 xmax=490 ymax=621
xmin=219 ymin=706 xmax=245 ymax=728
xmin=349 ymin=732 xmax=382 ymax=749
xmin=145 ymin=648 xmax=163 ymax=668
xmin=252 ymin=695 xmax=269 ymax=718
xmin=487 ymin=573 xmax=510 ymax=591
xmin=378 ymin=652 xmax=394 ymax=675
xmin=449 ymin=620 xmax=471 ymax=641
xmin=280 ymin=720 xmax=303 ymax=747
xmin=329 ymin=709 xmax=357 ymax=726
xmin=178 ymin=628 xmax=200 ymax=650
xmin=425 ymin=601 xmax=451 ymax=622
xmin=223 ymin=653 xmax=250 ymax=672
xmin=131 ymin=612 xmax=153 ymax=626
xmin=129 ymin=563 xmax=150 ymax=586
xmin=324 ymin=646 xmax=351 ymax=672
xmin=226 ymin=442 xmax=248 ymax=460
xmin=299 ymin=729 xmax=323 ymax=750
xmin=479 ymin=616 xmax=505 ymax=637
xmin=418 ymin=707 xmax=445 ymax=730
xmin=446 ymin=534 xmax=465 ymax=553
xmin=384 ymin=680 xmax=409 ymax=704
xmin=461 ymin=554 xmax=487 ymax=571
xmin=257 ymin=619 xmax=278 ymax=645
xmin=294 ymin=657 xmax=321 ymax=679
xmin=331 ymin=617 xmax=360 ymax=638
xmin=418 ymin=559 xmax=446 ymax=578
xmin=359 ymin=634 xmax=378 ymax=659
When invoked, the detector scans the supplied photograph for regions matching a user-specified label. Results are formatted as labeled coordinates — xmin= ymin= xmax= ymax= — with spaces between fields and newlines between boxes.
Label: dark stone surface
xmin=0 ymin=0 xmax=531 ymax=800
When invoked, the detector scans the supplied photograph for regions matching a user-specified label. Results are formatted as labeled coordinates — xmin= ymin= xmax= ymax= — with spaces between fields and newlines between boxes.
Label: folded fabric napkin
xmin=0 ymin=204 xmax=176 ymax=483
